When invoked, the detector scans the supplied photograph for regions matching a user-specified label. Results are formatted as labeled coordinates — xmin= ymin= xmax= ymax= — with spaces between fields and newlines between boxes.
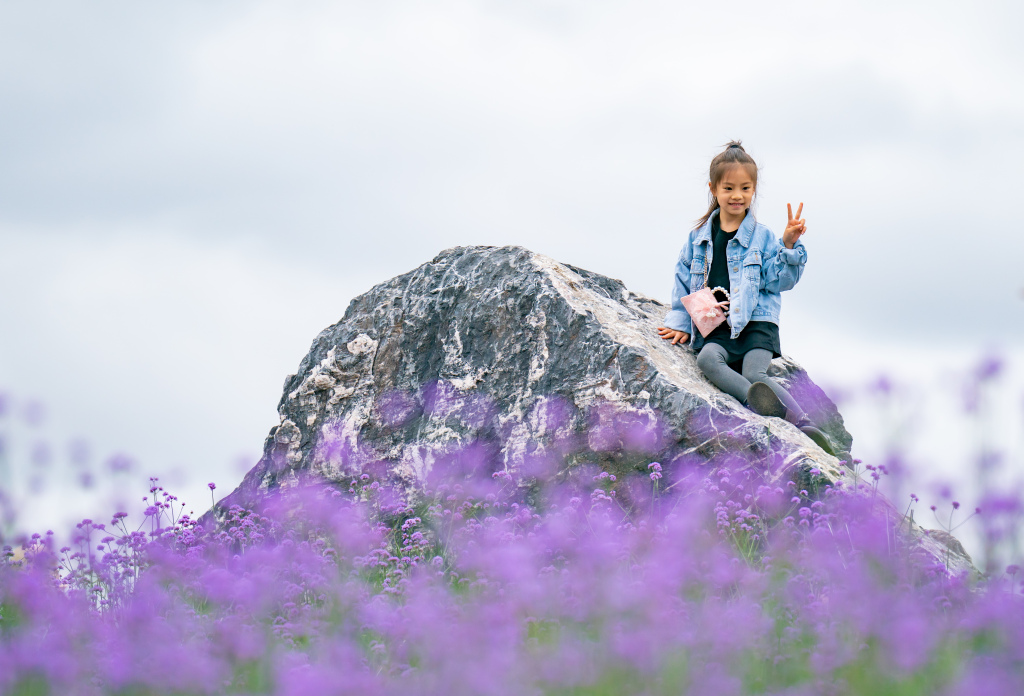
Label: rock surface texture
xmin=215 ymin=245 xmax=974 ymax=575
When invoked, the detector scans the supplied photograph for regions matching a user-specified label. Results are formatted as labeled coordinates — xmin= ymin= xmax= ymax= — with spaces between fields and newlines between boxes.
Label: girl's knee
xmin=742 ymin=366 xmax=769 ymax=384
xmin=696 ymin=347 xmax=724 ymax=373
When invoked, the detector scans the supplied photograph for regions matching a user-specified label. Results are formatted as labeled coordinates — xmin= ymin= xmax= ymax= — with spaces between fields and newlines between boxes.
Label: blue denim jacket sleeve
xmin=762 ymin=234 xmax=807 ymax=293
xmin=663 ymin=242 xmax=694 ymax=333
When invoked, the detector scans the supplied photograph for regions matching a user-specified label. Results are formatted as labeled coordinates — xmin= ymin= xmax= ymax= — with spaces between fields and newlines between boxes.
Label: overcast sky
xmin=1 ymin=0 xmax=1022 ymax=537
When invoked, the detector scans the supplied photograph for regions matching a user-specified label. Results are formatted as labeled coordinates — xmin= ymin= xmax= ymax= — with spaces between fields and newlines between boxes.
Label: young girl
xmin=656 ymin=141 xmax=834 ymax=455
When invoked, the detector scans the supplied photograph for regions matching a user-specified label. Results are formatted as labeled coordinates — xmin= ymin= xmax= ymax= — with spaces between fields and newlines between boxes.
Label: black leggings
xmin=695 ymin=344 xmax=804 ymax=420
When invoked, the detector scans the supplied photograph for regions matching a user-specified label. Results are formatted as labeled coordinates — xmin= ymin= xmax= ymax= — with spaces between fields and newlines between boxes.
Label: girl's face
xmin=710 ymin=165 xmax=756 ymax=222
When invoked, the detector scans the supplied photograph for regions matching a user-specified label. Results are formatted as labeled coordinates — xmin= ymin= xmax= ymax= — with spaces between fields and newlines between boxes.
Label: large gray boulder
xmin=211 ymin=245 xmax=974 ymax=575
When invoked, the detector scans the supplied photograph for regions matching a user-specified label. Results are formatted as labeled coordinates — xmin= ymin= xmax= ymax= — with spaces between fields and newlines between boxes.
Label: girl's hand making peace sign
xmin=782 ymin=202 xmax=806 ymax=249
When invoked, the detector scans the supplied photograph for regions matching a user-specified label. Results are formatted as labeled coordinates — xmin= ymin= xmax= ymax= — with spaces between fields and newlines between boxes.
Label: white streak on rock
xmin=312 ymin=374 xmax=336 ymax=391
xmin=396 ymin=444 xmax=434 ymax=483
xmin=531 ymin=253 xmax=718 ymax=402
xmin=329 ymin=386 xmax=356 ymax=404
xmin=347 ymin=334 xmax=378 ymax=356
xmin=272 ymin=419 xmax=304 ymax=472
xmin=450 ymin=371 xmax=484 ymax=391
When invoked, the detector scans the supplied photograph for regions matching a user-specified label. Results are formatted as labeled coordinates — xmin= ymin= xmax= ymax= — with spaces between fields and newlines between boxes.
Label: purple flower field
xmin=2 ymin=373 xmax=1024 ymax=695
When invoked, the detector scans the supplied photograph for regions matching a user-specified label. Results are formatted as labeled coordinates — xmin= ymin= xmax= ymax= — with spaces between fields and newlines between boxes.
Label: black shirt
xmin=692 ymin=216 xmax=781 ymax=364
xmin=705 ymin=217 xmax=736 ymax=298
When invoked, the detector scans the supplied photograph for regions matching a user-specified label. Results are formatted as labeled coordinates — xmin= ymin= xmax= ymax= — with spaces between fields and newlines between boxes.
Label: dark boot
xmin=792 ymin=421 xmax=837 ymax=456
xmin=745 ymin=382 xmax=788 ymax=418
xmin=746 ymin=382 xmax=837 ymax=456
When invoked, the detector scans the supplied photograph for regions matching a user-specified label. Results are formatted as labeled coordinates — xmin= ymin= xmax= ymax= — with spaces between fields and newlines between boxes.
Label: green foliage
xmin=0 ymin=600 xmax=25 ymax=634
xmin=10 ymin=674 xmax=50 ymax=696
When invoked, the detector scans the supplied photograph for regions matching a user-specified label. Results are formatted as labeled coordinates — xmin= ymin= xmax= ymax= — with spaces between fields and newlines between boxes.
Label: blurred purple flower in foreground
xmin=1 ymin=437 xmax=1021 ymax=696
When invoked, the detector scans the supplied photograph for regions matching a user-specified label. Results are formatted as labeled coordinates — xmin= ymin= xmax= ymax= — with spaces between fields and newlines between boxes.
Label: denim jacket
xmin=662 ymin=209 xmax=806 ymax=345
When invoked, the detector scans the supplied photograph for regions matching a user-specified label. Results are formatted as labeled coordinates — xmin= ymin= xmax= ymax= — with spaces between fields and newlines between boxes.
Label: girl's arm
xmin=661 ymin=242 xmax=695 ymax=335
xmin=762 ymin=236 xmax=806 ymax=293
xmin=763 ymin=203 xmax=808 ymax=293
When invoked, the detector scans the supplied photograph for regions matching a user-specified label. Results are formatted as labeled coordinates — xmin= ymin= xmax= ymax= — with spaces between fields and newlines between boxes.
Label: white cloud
xmin=0 ymin=0 xmax=1022 ymax=539
xmin=0 ymin=227 xmax=379 ymax=532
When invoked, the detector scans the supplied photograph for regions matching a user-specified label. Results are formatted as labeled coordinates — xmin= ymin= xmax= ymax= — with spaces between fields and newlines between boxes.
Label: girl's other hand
xmin=783 ymin=202 xmax=806 ymax=249
xmin=657 ymin=327 xmax=690 ymax=345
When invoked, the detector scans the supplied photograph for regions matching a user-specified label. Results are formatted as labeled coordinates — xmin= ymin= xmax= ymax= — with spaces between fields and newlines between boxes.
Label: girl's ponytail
xmin=694 ymin=140 xmax=760 ymax=230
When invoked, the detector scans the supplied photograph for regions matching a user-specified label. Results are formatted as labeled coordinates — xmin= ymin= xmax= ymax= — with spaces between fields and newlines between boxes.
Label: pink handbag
xmin=681 ymin=256 xmax=731 ymax=337
xmin=681 ymin=286 xmax=731 ymax=337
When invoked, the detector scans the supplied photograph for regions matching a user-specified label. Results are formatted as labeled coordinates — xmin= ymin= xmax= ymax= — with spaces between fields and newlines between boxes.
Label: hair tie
xmin=728 ymin=143 xmax=742 ymax=149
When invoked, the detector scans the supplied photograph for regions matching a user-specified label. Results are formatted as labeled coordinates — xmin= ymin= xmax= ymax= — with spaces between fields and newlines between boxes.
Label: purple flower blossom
xmin=1 ymin=397 xmax=1021 ymax=695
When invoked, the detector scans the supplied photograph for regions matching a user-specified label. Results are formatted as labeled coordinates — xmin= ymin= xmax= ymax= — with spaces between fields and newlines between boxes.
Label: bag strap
xmin=702 ymin=244 xmax=710 ymax=290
